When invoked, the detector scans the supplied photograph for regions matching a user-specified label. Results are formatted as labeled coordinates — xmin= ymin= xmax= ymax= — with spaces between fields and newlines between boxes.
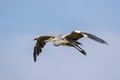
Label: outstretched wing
xmin=33 ymin=36 xmax=54 ymax=62
xmin=65 ymin=30 xmax=84 ymax=41
xmin=81 ymin=32 xmax=108 ymax=45
xmin=65 ymin=30 xmax=108 ymax=45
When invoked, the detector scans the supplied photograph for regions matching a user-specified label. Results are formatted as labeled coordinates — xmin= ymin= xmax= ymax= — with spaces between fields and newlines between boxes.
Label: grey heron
xmin=33 ymin=30 xmax=108 ymax=62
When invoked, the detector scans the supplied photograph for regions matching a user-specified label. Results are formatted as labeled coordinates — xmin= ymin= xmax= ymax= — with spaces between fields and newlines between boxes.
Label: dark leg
xmin=76 ymin=42 xmax=83 ymax=46
xmin=73 ymin=45 xmax=87 ymax=56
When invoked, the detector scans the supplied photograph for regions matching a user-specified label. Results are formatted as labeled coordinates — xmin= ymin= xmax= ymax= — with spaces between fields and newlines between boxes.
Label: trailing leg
xmin=73 ymin=45 xmax=87 ymax=56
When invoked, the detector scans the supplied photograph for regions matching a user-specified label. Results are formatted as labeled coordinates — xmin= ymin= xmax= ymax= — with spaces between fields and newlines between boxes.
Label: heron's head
xmin=49 ymin=36 xmax=56 ymax=41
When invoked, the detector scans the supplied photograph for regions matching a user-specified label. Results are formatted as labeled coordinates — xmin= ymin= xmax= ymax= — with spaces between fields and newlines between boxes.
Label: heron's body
xmin=33 ymin=30 xmax=108 ymax=62
xmin=52 ymin=34 xmax=68 ymax=46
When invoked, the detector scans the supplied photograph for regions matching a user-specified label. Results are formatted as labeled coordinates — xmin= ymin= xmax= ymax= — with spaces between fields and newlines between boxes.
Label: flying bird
xmin=33 ymin=30 xmax=108 ymax=62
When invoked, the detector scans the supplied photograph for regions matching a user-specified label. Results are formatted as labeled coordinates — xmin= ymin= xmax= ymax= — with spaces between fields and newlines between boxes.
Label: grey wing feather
xmin=81 ymin=32 xmax=108 ymax=45
xmin=65 ymin=31 xmax=84 ymax=41
xmin=33 ymin=46 xmax=41 ymax=62
xmin=33 ymin=36 xmax=53 ymax=62
xmin=33 ymin=42 xmax=46 ymax=62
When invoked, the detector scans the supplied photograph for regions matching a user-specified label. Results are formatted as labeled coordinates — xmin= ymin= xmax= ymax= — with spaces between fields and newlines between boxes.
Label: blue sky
xmin=0 ymin=0 xmax=120 ymax=80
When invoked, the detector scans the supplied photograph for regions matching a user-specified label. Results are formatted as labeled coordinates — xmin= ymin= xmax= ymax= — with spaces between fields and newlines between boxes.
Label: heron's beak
xmin=34 ymin=38 xmax=37 ymax=40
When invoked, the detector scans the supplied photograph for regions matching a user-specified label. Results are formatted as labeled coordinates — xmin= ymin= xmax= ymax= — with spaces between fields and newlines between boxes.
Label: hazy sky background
xmin=0 ymin=0 xmax=120 ymax=80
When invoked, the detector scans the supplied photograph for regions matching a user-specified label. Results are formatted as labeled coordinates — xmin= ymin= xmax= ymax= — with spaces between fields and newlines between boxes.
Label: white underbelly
xmin=53 ymin=40 xmax=68 ymax=46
